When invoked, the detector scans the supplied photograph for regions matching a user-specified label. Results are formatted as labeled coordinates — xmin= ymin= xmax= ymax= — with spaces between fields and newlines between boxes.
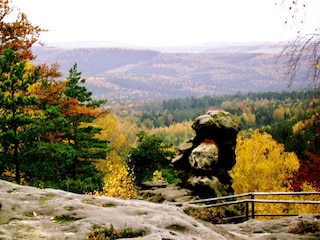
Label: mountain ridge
xmin=32 ymin=42 xmax=306 ymax=102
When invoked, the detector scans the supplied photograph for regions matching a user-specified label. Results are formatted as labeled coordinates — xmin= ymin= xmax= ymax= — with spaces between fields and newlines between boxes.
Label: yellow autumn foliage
xmin=93 ymin=151 xmax=138 ymax=199
xmin=292 ymin=112 xmax=319 ymax=134
xmin=231 ymin=129 xmax=300 ymax=218
xmin=149 ymin=120 xmax=194 ymax=150
xmin=242 ymin=110 xmax=256 ymax=127
xmin=92 ymin=113 xmax=139 ymax=199
xmin=292 ymin=100 xmax=320 ymax=134
xmin=232 ymin=130 xmax=299 ymax=192
xmin=152 ymin=170 xmax=164 ymax=181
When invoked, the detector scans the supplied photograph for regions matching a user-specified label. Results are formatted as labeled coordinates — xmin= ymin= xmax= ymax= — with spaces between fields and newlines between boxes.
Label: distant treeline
xmin=133 ymin=90 xmax=315 ymax=129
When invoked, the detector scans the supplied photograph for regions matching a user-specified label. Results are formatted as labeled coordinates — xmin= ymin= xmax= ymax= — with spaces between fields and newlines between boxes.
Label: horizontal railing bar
xmin=251 ymin=199 xmax=320 ymax=204
xmin=185 ymin=192 xmax=320 ymax=205
xmin=223 ymin=215 xmax=247 ymax=220
xmin=254 ymin=213 xmax=299 ymax=217
xmin=199 ymin=200 xmax=248 ymax=208
xmin=197 ymin=199 xmax=320 ymax=208
xmin=222 ymin=213 xmax=299 ymax=221
xmin=251 ymin=192 xmax=320 ymax=196
xmin=185 ymin=192 xmax=251 ymax=204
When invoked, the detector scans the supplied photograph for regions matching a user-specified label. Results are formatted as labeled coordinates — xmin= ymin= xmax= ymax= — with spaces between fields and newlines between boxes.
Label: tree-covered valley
xmin=1 ymin=0 xmax=320 ymax=224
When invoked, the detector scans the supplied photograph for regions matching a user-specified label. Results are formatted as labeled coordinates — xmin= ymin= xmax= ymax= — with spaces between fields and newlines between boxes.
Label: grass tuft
xmin=86 ymin=224 xmax=146 ymax=240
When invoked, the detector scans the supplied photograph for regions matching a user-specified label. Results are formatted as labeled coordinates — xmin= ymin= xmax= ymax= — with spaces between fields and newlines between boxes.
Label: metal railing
xmin=182 ymin=192 xmax=320 ymax=221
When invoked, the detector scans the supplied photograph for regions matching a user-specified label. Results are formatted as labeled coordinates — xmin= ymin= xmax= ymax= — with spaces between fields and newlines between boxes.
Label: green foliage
xmin=87 ymin=224 xmax=146 ymax=240
xmin=133 ymin=90 xmax=313 ymax=129
xmin=127 ymin=131 xmax=175 ymax=185
xmin=21 ymin=142 xmax=76 ymax=184
xmin=65 ymin=63 xmax=106 ymax=107
xmin=0 ymin=49 xmax=40 ymax=183
xmin=159 ymin=168 xmax=180 ymax=185
xmin=21 ymin=142 xmax=104 ymax=193
xmin=64 ymin=64 xmax=110 ymax=165
xmin=265 ymin=119 xmax=297 ymax=152
xmin=52 ymin=215 xmax=78 ymax=224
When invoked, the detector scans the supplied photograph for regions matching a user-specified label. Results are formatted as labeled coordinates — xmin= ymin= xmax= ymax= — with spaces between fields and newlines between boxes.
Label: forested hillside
xmin=130 ymin=90 xmax=313 ymax=129
xmin=32 ymin=43 xmax=308 ymax=102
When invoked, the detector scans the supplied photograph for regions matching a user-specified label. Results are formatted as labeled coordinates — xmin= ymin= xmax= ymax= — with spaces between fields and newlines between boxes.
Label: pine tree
xmin=0 ymin=49 xmax=40 ymax=183
xmin=64 ymin=64 xmax=109 ymax=178
xmin=21 ymin=64 xmax=111 ymax=193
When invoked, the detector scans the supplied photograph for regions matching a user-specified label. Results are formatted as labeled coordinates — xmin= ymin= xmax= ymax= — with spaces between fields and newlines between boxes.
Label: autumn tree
xmin=0 ymin=0 xmax=45 ymax=61
xmin=0 ymin=49 xmax=40 ymax=183
xmin=231 ymin=130 xmax=299 ymax=193
xmin=231 ymin=129 xmax=300 ymax=217
xmin=92 ymin=113 xmax=139 ymax=199
xmin=23 ymin=64 xmax=110 ymax=193
xmin=21 ymin=80 xmax=78 ymax=189
xmin=289 ymin=102 xmax=320 ymax=190
xmin=292 ymin=151 xmax=320 ymax=191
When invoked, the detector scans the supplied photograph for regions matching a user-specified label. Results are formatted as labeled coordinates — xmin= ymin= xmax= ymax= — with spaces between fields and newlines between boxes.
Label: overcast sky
xmin=12 ymin=0 xmax=320 ymax=47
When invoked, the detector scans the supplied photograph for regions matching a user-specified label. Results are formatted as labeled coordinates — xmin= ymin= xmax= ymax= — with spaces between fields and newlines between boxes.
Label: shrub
xmin=86 ymin=225 xmax=146 ymax=240
xmin=288 ymin=219 xmax=320 ymax=234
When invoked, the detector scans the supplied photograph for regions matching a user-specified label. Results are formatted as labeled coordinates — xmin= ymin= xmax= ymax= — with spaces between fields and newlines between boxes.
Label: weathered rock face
xmin=172 ymin=110 xmax=241 ymax=198
xmin=1 ymin=180 xmax=319 ymax=240
xmin=0 ymin=180 xmax=227 ymax=240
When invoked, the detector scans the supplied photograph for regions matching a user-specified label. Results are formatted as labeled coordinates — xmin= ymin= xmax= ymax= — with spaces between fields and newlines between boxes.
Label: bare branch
xmin=278 ymin=33 xmax=320 ymax=96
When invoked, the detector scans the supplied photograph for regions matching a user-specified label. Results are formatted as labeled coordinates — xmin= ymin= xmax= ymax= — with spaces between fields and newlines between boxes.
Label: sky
xmin=12 ymin=0 xmax=320 ymax=47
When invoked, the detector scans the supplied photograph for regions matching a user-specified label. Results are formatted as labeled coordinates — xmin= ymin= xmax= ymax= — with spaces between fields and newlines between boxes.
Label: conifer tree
xmin=63 ymin=64 xmax=109 ymax=178
xmin=0 ymin=49 xmax=40 ymax=183
xmin=24 ymin=64 xmax=110 ymax=193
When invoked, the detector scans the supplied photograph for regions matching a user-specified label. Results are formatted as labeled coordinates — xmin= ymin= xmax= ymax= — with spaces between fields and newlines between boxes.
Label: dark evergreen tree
xmin=0 ymin=49 xmax=40 ymax=183
xmin=127 ymin=131 xmax=175 ymax=185
xmin=62 ymin=64 xmax=110 ymax=192
xmin=19 ymin=64 xmax=110 ymax=193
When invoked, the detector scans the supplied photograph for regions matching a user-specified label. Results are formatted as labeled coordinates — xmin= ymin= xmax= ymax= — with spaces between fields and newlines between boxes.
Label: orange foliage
xmin=39 ymin=63 xmax=62 ymax=80
xmin=31 ymin=79 xmax=106 ymax=118
xmin=0 ymin=0 xmax=45 ymax=61
xmin=31 ymin=80 xmax=67 ymax=106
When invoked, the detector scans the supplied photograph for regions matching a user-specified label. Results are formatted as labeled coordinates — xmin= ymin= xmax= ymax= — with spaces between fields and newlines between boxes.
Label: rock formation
xmin=172 ymin=110 xmax=241 ymax=198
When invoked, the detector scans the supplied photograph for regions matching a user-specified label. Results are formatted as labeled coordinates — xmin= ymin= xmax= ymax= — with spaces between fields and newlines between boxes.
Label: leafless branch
xmin=278 ymin=33 xmax=320 ymax=96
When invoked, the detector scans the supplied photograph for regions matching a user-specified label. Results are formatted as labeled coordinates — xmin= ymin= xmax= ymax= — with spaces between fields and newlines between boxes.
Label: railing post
xmin=251 ymin=193 xmax=255 ymax=219
xmin=245 ymin=201 xmax=249 ymax=220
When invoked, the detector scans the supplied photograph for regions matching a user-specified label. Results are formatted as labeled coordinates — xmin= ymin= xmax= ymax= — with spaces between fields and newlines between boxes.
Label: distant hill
xmin=32 ymin=42 xmax=307 ymax=102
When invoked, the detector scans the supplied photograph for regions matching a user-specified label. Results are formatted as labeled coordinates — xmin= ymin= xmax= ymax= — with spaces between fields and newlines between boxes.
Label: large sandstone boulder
xmin=172 ymin=110 xmax=241 ymax=198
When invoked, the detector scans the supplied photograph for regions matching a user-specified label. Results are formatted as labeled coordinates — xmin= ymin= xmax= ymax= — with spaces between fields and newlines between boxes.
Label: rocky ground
xmin=1 ymin=180 xmax=320 ymax=240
